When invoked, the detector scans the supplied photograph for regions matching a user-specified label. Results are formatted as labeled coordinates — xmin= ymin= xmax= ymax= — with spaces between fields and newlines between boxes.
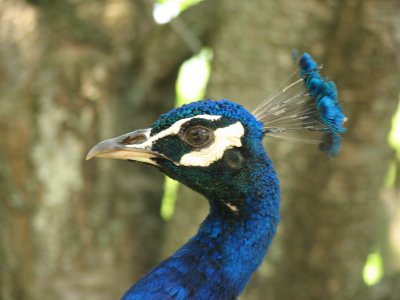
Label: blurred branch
xmin=170 ymin=17 xmax=203 ymax=54
xmin=120 ymin=0 xmax=221 ymax=111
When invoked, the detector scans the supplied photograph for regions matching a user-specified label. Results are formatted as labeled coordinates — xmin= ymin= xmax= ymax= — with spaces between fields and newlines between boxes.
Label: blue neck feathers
xmin=123 ymin=150 xmax=280 ymax=300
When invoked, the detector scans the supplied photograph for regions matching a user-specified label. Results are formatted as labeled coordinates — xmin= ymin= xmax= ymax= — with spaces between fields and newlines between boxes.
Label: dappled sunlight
xmin=0 ymin=1 xmax=38 ymax=82
xmin=153 ymin=0 xmax=204 ymax=24
xmin=385 ymin=96 xmax=400 ymax=269
xmin=160 ymin=177 xmax=180 ymax=221
xmin=363 ymin=251 xmax=384 ymax=286
xmin=365 ymin=95 xmax=400 ymax=285
xmin=176 ymin=48 xmax=213 ymax=106
xmin=388 ymin=97 xmax=400 ymax=154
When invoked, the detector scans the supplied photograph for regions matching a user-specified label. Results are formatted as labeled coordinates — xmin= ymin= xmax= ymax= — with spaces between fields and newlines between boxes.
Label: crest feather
xmin=252 ymin=52 xmax=347 ymax=156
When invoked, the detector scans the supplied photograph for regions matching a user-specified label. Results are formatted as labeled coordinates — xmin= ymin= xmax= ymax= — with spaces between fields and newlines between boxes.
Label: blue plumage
xmin=86 ymin=53 xmax=346 ymax=299
xmin=253 ymin=52 xmax=346 ymax=156
xmin=121 ymin=100 xmax=279 ymax=299
xmin=298 ymin=53 xmax=346 ymax=155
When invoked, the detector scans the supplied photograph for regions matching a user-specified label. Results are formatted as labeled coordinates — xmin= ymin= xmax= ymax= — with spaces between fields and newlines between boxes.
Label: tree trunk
xmin=1 ymin=0 xmax=399 ymax=300
xmin=205 ymin=1 xmax=400 ymax=299
xmin=0 ymin=1 xmax=216 ymax=299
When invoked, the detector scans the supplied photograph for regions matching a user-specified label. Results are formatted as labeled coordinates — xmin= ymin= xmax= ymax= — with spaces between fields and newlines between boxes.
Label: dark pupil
xmin=186 ymin=127 xmax=210 ymax=146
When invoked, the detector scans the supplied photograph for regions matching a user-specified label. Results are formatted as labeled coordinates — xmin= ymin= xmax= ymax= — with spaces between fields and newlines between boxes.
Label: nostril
xmin=121 ymin=134 xmax=147 ymax=145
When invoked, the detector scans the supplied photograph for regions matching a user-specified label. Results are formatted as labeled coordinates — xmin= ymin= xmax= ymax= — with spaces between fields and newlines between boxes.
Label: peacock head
xmin=86 ymin=100 xmax=266 ymax=199
xmin=87 ymin=53 xmax=347 ymax=199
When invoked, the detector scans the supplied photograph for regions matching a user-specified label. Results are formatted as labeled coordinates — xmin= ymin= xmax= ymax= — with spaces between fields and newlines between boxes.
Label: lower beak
xmin=86 ymin=128 xmax=162 ymax=166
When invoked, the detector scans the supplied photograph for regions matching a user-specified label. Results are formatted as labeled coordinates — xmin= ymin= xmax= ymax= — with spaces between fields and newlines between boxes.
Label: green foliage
xmin=156 ymin=0 xmax=204 ymax=11
xmin=153 ymin=0 xmax=204 ymax=24
xmin=363 ymin=251 xmax=384 ymax=286
xmin=176 ymin=48 xmax=213 ymax=106
xmin=384 ymin=160 xmax=397 ymax=188
xmin=388 ymin=98 xmax=400 ymax=155
xmin=386 ymin=97 xmax=400 ymax=187
xmin=160 ymin=178 xmax=180 ymax=221
xmin=370 ymin=95 xmax=400 ymax=285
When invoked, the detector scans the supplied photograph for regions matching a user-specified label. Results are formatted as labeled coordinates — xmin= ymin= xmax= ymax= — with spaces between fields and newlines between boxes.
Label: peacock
xmin=87 ymin=53 xmax=346 ymax=300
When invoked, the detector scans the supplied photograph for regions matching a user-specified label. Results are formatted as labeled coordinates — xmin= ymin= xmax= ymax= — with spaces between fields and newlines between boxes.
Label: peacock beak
xmin=86 ymin=128 xmax=163 ymax=165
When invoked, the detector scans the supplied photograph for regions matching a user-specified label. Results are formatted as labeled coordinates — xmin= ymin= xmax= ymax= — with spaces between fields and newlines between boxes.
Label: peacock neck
xmin=123 ymin=152 xmax=280 ymax=299
xmin=174 ymin=153 xmax=280 ymax=297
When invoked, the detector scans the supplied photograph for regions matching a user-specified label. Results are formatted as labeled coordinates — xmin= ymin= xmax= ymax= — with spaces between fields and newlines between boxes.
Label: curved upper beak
xmin=86 ymin=128 xmax=162 ymax=166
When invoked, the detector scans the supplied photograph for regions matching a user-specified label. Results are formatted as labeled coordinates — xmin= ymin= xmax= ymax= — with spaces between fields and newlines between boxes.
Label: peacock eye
xmin=184 ymin=126 xmax=213 ymax=148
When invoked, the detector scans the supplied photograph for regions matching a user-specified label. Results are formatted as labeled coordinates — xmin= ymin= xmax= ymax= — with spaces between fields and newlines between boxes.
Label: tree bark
xmin=205 ymin=1 xmax=400 ymax=299
xmin=0 ymin=0 xmax=216 ymax=299
xmin=1 ymin=0 xmax=399 ymax=300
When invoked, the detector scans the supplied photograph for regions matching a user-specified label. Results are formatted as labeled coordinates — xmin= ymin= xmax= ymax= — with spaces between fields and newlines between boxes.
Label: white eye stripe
xmin=125 ymin=115 xmax=245 ymax=167
xmin=179 ymin=122 xmax=245 ymax=167
xmin=125 ymin=115 xmax=221 ymax=150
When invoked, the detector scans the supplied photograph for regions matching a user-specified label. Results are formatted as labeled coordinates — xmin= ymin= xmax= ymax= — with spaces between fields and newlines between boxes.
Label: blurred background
xmin=1 ymin=0 xmax=399 ymax=299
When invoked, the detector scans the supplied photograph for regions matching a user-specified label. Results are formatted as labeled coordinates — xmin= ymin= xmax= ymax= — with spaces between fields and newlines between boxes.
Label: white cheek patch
xmin=179 ymin=122 xmax=245 ymax=167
